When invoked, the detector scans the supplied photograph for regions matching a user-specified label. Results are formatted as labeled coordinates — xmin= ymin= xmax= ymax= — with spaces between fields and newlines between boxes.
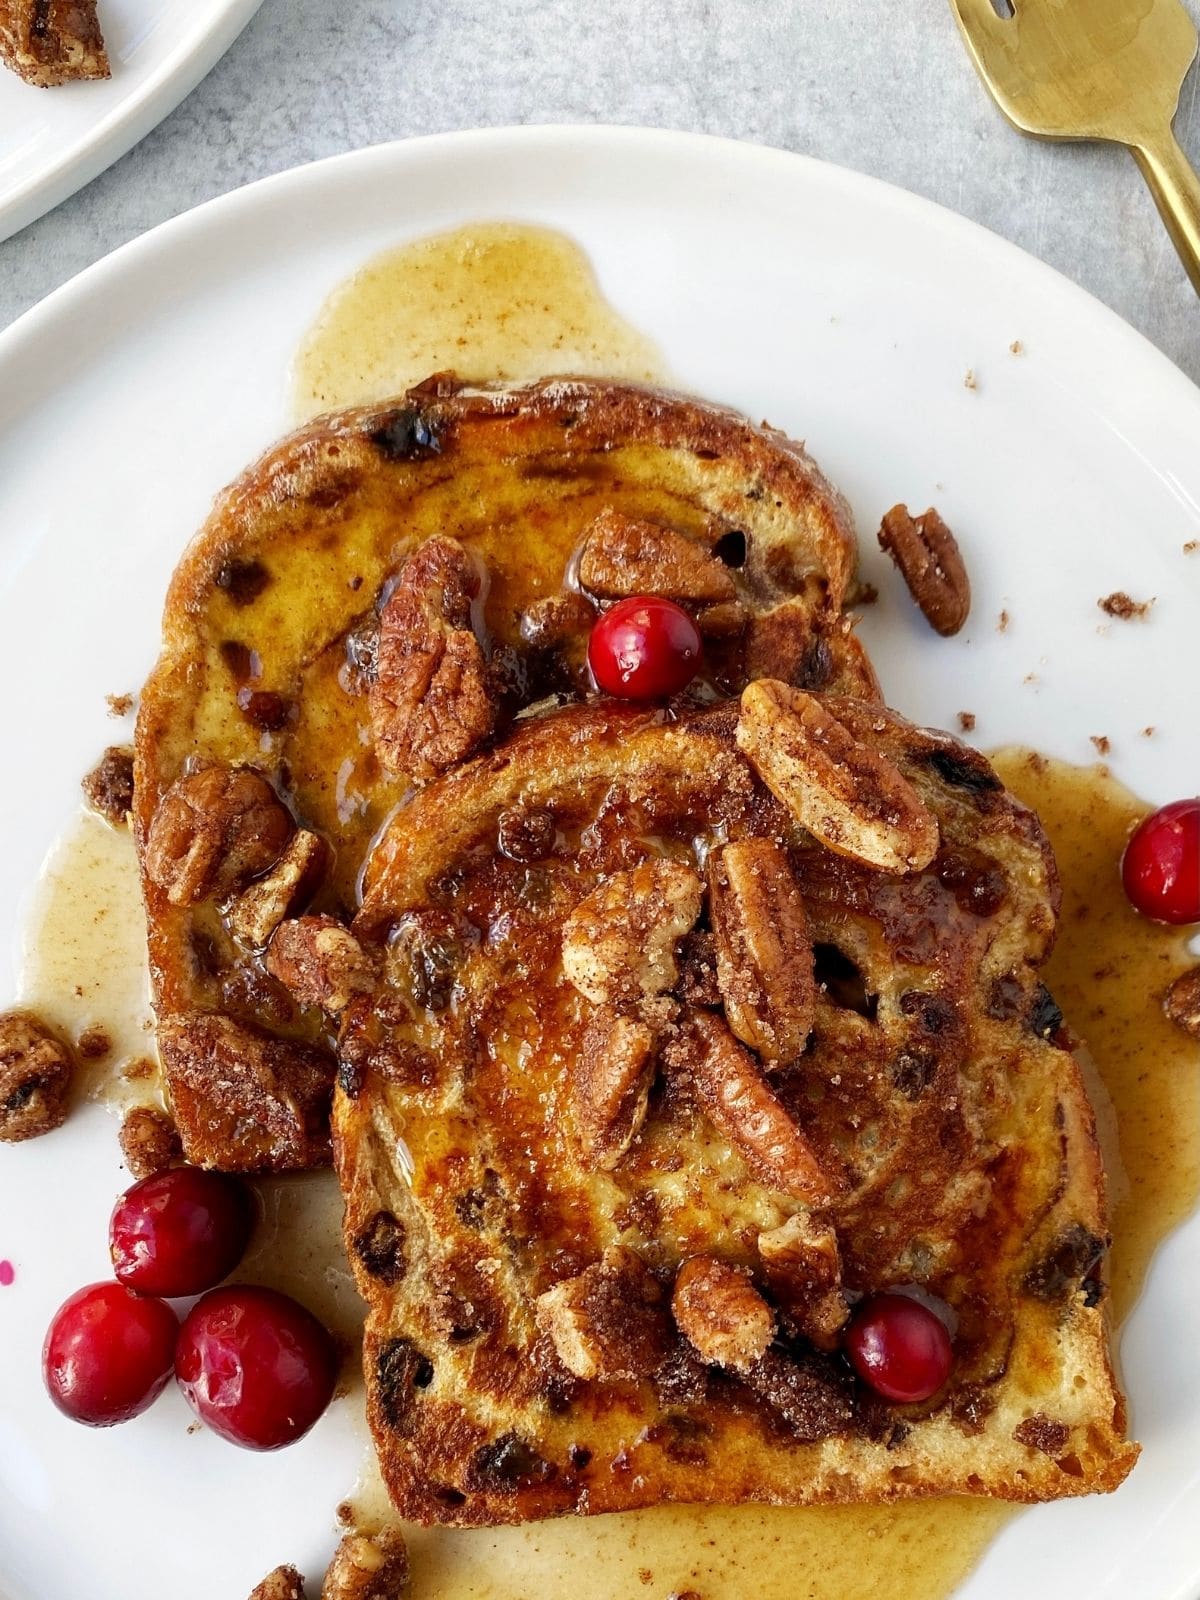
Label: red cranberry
xmin=588 ymin=596 xmax=702 ymax=699
xmin=1121 ymin=798 xmax=1200 ymax=925
xmin=175 ymin=1285 xmax=337 ymax=1450
xmin=844 ymin=1291 xmax=953 ymax=1403
xmin=43 ymin=1281 xmax=178 ymax=1426
xmin=110 ymin=1167 xmax=255 ymax=1298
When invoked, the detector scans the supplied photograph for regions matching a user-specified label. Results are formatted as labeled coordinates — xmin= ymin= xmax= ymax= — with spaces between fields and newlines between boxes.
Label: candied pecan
xmin=535 ymin=1246 xmax=671 ymax=1381
xmin=266 ymin=916 xmax=377 ymax=1015
xmin=561 ymin=859 xmax=702 ymax=1006
xmin=226 ymin=830 xmax=329 ymax=947
xmin=572 ymin=1007 xmax=656 ymax=1169
xmin=118 ymin=1105 xmax=181 ymax=1178
xmin=736 ymin=681 xmax=938 ymax=873
xmin=157 ymin=1012 xmax=334 ymax=1171
xmin=81 ymin=745 xmax=134 ymax=826
xmin=0 ymin=1010 xmax=74 ymax=1143
xmin=744 ymin=1347 xmax=853 ymax=1441
xmin=878 ymin=505 xmax=971 ymax=637
xmin=369 ymin=536 xmax=494 ymax=778
xmin=577 ymin=509 xmax=736 ymax=605
xmin=1163 ymin=968 xmax=1200 ymax=1040
xmin=519 ymin=591 xmax=597 ymax=648
xmin=144 ymin=766 xmax=293 ymax=906
xmin=321 ymin=1530 xmax=409 ymax=1600
xmin=1013 ymin=1414 xmax=1071 ymax=1456
xmin=250 ymin=1567 xmax=307 ymax=1600
xmin=664 ymin=1012 xmax=831 ymax=1201
xmin=756 ymin=1213 xmax=847 ymax=1348
xmin=709 ymin=839 xmax=814 ymax=1067
xmin=671 ymin=1255 xmax=774 ymax=1374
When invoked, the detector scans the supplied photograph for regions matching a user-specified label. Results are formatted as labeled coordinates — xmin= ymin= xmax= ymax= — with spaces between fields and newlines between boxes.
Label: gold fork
xmin=950 ymin=0 xmax=1200 ymax=294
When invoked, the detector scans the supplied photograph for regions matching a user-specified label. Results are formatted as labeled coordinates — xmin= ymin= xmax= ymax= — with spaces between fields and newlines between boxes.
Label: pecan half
xmin=226 ymin=830 xmax=329 ymax=947
xmin=0 ymin=1009 xmax=74 ymax=1143
xmin=369 ymin=536 xmax=495 ymax=778
xmin=157 ymin=1012 xmax=334 ymax=1172
xmin=577 ymin=509 xmax=736 ymax=605
xmin=562 ymin=859 xmax=703 ymax=1007
xmin=877 ymin=505 xmax=971 ymax=637
xmin=144 ymin=766 xmax=294 ymax=906
xmin=665 ymin=1012 xmax=831 ymax=1201
xmin=671 ymin=1255 xmax=774 ymax=1374
xmin=1163 ymin=968 xmax=1200 ymax=1040
xmin=572 ymin=1007 xmax=656 ymax=1169
xmin=535 ymin=1246 xmax=672 ymax=1381
xmin=756 ymin=1213 xmax=848 ymax=1348
xmin=709 ymin=839 xmax=814 ymax=1067
xmin=321 ymin=1530 xmax=409 ymax=1600
xmin=266 ymin=916 xmax=377 ymax=1015
xmin=736 ymin=680 xmax=938 ymax=873
xmin=250 ymin=1568 xmax=307 ymax=1600
xmin=118 ymin=1105 xmax=182 ymax=1179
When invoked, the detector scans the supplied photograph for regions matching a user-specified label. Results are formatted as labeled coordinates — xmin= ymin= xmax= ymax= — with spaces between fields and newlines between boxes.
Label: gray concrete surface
xmin=2 ymin=0 xmax=1198 ymax=381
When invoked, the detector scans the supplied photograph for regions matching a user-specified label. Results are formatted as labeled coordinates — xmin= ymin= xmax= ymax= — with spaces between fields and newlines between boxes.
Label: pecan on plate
xmin=226 ymin=830 xmax=329 ymax=948
xmin=81 ymin=745 xmax=134 ymax=827
xmin=369 ymin=536 xmax=494 ymax=779
xmin=118 ymin=1105 xmax=182 ymax=1179
xmin=709 ymin=839 xmax=814 ymax=1067
xmin=671 ymin=1255 xmax=775 ymax=1374
xmin=1163 ymin=968 xmax=1200 ymax=1040
xmin=736 ymin=680 xmax=938 ymax=873
xmin=665 ymin=1011 xmax=831 ymax=1202
xmin=562 ymin=859 xmax=702 ymax=1008
xmin=877 ymin=505 xmax=971 ymax=637
xmin=266 ymin=916 xmax=377 ymax=1016
xmin=144 ymin=766 xmax=293 ymax=906
xmin=756 ymin=1212 xmax=848 ymax=1348
xmin=250 ymin=1569 xmax=308 ymax=1600
xmin=577 ymin=509 xmax=736 ymax=606
xmin=535 ymin=1246 xmax=671 ymax=1381
xmin=0 ymin=1009 xmax=74 ymax=1143
xmin=572 ymin=1007 xmax=656 ymax=1170
xmin=321 ymin=1529 xmax=409 ymax=1600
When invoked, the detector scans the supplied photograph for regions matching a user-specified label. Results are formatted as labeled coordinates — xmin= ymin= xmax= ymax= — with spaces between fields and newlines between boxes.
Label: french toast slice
xmin=0 ymin=0 xmax=108 ymax=86
xmin=133 ymin=377 xmax=873 ymax=1173
xmin=327 ymin=694 xmax=1137 ymax=1524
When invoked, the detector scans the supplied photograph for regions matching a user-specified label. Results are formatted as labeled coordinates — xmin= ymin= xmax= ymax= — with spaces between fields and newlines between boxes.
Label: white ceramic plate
xmin=0 ymin=0 xmax=262 ymax=243
xmin=0 ymin=127 xmax=1198 ymax=1600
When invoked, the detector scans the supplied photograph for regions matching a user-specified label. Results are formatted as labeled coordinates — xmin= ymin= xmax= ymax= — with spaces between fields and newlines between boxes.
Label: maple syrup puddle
xmin=16 ymin=753 xmax=1198 ymax=1599
xmin=289 ymin=221 xmax=666 ymax=422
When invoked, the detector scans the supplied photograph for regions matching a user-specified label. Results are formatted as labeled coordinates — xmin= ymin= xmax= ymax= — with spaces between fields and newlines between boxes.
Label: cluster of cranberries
xmin=42 ymin=1167 xmax=336 ymax=1449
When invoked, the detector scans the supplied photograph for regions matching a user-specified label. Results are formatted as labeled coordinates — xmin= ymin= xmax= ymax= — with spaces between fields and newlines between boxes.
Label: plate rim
xmin=0 ymin=0 xmax=265 ymax=244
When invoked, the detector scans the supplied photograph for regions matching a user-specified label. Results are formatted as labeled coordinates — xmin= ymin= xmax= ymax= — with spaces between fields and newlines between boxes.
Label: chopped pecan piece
xmin=81 ymin=745 xmax=135 ymax=826
xmin=709 ymin=839 xmax=814 ymax=1067
xmin=226 ymin=830 xmax=329 ymax=947
xmin=266 ymin=916 xmax=377 ymax=1016
xmin=321 ymin=1530 xmax=409 ymax=1600
xmin=0 ymin=1009 xmax=74 ymax=1143
xmin=519 ymin=591 xmax=597 ymax=648
xmin=572 ymin=1008 xmax=656 ymax=1169
xmin=1163 ymin=968 xmax=1200 ymax=1040
xmin=535 ymin=1245 xmax=671 ymax=1381
xmin=671 ymin=1255 xmax=774 ymax=1374
xmin=878 ymin=505 xmax=971 ymax=637
xmin=562 ymin=859 xmax=703 ymax=1006
xmin=118 ymin=1105 xmax=182 ymax=1178
xmin=250 ymin=1568 xmax=307 ymax=1600
xmin=369 ymin=536 xmax=494 ymax=778
xmin=157 ymin=1013 xmax=334 ymax=1172
xmin=577 ymin=509 xmax=736 ymax=605
xmin=737 ymin=681 xmax=938 ymax=873
xmin=665 ymin=1012 xmax=831 ymax=1201
xmin=144 ymin=766 xmax=293 ymax=906
xmin=756 ymin=1213 xmax=848 ymax=1348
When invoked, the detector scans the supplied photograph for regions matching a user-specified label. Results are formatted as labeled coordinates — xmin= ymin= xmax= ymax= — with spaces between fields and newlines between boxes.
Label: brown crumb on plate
xmin=1184 ymin=540 xmax=1197 ymax=554
xmin=106 ymin=693 xmax=134 ymax=717
xmin=964 ymin=368 xmax=977 ymax=390
xmin=1009 ymin=340 xmax=1023 ymax=355
xmin=1089 ymin=735 xmax=1111 ymax=756
xmin=957 ymin=711 xmax=976 ymax=732
xmin=997 ymin=609 xmax=1010 ymax=633
xmin=1098 ymin=591 xmax=1154 ymax=620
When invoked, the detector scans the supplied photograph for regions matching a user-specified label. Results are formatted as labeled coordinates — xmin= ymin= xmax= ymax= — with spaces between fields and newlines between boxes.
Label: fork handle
xmin=1131 ymin=130 xmax=1200 ymax=297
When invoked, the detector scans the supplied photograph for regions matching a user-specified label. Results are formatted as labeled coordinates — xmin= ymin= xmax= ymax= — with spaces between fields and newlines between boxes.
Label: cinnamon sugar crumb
xmin=1141 ymin=726 xmax=1155 ymax=738
xmin=957 ymin=711 xmax=976 ymax=732
xmin=106 ymin=693 xmax=134 ymax=717
xmin=1098 ymin=591 xmax=1154 ymax=620
xmin=1090 ymin=735 xmax=1111 ymax=755
xmin=1009 ymin=340 xmax=1023 ymax=355
xmin=964 ymin=369 xmax=977 ymax=390
xmin=76 ymin=1026 xmax=111 ymax=1060
xmin=997 ymin=609 xmax=1010 ymax=633
xmin=1184 ymin=540 xmax=1197 ymax=554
